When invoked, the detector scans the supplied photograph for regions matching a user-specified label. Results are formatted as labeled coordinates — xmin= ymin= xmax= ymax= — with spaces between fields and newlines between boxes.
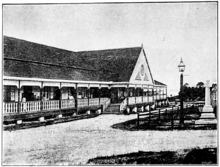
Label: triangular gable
xmin=129 ymin=47 xmax=154 ymax=85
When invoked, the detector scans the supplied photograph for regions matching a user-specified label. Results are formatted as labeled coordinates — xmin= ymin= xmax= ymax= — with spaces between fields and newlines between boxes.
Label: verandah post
xmin=171 ymin=107 xmax=174 ymax=129
xmin=74 ymin=83 xmax=78 ymax=115
xmin=40 ymin=82 xmax=43 ymax=111
xmin=87 ymin=85 xmax=90 ymax=106
xmin=126 ymin=85 xmax=129 ymax=106
xmin=59 ymin=83 xmax=62 ymax=109
xmin=137 ymin=113 xmax=140 ymax=129
xmin=149 ymin=109 xmax=151 ymax=127
xmin=17 ymin=81 xmax=21 ymax=113
xmin=98 ymin=84 xmax=101 ymax=105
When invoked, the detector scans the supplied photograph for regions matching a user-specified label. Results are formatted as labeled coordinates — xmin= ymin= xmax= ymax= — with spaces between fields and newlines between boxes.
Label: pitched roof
xmin=76 ymin=47 xmax=142 ymax=82
xmin=4 ymin=59 xmax=98 ymax=81
xmin=4 ymin=36 xmax=142 ymax=82
xmin=154 ymin=80 xmax=167 ymax=86
xmin=4 ymin=36 xmax=94 ymax=70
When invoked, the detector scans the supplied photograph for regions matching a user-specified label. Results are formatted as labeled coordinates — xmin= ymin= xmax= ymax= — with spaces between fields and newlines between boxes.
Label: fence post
xmin=137 ymin=113 xmax=139 ymax=129
xmin=171 ymin=107 xmax=174 ymax=130
xmin=149 ymin=109 xmax=151 ymax=128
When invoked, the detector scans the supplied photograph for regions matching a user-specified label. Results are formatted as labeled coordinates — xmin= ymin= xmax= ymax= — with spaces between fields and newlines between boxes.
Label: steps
xmin=103 ymin=103 xmax=121 ymax=114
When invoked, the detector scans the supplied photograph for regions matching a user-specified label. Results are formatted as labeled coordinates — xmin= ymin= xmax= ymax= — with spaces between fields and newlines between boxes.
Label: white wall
xmin=129 ymin=48 xmax=154 ymax=85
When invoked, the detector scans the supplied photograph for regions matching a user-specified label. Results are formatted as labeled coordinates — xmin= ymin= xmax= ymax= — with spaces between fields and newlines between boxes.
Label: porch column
xmin=152 ymin=87 xmax=154 ymax=102
xmin=135 ymin=86 xmax=137 ymax=104
xmin=126 ymin=85 xmax=129 ymax=106
xmin=40 ymin=82 xmax=43 ymax=111
xmin=87 ymin=86 xmax=90 ymax=106
xmin=17 ymin=81 xmax=21 ymax=113
xmin=142 ymin=86 xmax=144 ymax=103
xmin=98 ymin=85 xmax=101 ymax=105
xmin=147 ymin=86 xmax=149 ymax=103
xmin=59 ymin=83 xmax=62 ymax=109
xmin=74 ymin=83 xmax=78 ymax=114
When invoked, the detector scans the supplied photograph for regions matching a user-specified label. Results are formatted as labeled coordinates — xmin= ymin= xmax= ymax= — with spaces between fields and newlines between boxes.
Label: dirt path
xmin=3 ymin=114 xmax=217 ymax=165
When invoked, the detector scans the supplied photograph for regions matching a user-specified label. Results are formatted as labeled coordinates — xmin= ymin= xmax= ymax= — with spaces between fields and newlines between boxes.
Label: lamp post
xmin=178 ymin=58 xmax=185 ymax=126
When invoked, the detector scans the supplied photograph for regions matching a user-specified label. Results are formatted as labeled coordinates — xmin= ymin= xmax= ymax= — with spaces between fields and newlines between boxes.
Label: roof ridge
xmin=4 ymin=35 xmax=77 ymax=54
xmin=4 ymin=35 xmax=141 ymax=53
xmin=76 ymin=46 xmax=142 ymax=53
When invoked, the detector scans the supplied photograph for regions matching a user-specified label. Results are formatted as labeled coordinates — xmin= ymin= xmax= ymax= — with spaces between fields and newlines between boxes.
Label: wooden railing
xmin=4 ymin=102 xmax=18 ymax=114
xmin=20 ymin=101 xmax=41 ymax=113
xmin=42 ymin=100 xmax=59 ymax=110
xmin=149 ymin=96 xmax=153 ymax=102
xmin=78 ymin=98 xmax=89 ymax=107
xmin=61 ymin=99 xmax=75 ymax=109
xmin=88 ymin=98 xmax=100 ymax=106
xmin=136 ymin=96 xmax=142 ymax=103
xmin=128 ymin=97 xmax=136 ymax=104
xmin=143 ymin=96 xmax=148 ymax=103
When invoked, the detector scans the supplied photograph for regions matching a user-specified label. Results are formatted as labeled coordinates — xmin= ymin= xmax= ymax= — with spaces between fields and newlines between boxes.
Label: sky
xmin=3 ymin=2 xmax=217 ymax=96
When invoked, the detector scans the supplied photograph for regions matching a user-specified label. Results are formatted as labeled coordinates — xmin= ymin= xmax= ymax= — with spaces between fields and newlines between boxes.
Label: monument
xmin=195 ymin=80 xmax=217 ymax=125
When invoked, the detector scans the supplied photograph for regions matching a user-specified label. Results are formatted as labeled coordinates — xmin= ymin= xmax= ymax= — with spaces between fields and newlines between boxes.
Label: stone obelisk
xmin=195 ymin=80 xmax=217 ymax=125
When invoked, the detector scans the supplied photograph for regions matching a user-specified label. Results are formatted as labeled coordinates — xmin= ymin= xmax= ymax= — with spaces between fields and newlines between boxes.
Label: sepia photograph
xmin=2 ymin=1 xmax=217 ymax=165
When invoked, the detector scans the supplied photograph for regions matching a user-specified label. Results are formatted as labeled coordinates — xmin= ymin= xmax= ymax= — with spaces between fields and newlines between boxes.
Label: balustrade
xmin=128 ymin=97 xmax=136 ymax=104
xmin=149 ymin=96 xmax=153 ymax=102
xmin=61 ymin=99 xmax=75 ymax=109
xmin=42 ymin=100 xmax=59 ymax=110
xmin=3 ymin=102 xmax=18 ymax=114
xmin=88 ymin=98 xmax=99 ymax=106
xmin=143 ymin=96 xmax=148 ymax=103
xmin=136 ymin=96 xmax=143 ymax=103
xmin=20 ymin=101 xmax=41 ymax=113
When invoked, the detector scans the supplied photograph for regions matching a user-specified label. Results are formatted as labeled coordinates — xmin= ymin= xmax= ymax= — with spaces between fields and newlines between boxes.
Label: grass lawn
xmin=112 ymin=106 xmax=217 ymax=131
xmin=88 ymin=147 xmax=217 ymax=164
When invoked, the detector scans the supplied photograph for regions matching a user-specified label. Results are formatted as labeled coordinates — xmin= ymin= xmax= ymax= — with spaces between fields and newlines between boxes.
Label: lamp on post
xmin=178 ymin=58 xmax=185 ymax=126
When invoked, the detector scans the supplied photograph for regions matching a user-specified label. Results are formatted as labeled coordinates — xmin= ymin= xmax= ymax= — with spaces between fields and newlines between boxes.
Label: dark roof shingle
xmin=4 ymin=36 xmax=142 ymax=82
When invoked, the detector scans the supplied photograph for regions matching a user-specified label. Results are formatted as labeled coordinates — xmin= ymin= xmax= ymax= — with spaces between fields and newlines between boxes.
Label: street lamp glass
xmin=178 ymin=58 xmax=185 ymax=72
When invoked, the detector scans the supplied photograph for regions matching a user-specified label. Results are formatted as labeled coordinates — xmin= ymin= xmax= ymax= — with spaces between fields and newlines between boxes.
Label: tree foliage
xmin=179 ymin=82 xmax=205 ymax=101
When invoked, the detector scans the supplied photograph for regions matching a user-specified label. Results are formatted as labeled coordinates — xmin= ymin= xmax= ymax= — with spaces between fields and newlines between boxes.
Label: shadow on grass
xmin=87 ymin=148 xmax=217 ymax=164
xmin=111 ymin=107 xmax=216 ymax=131
xmin=4 ymin=114 xmax=99 ymax=131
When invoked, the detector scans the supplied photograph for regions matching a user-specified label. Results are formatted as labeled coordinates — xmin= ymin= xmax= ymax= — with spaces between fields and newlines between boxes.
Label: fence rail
xmin=137 ymin=102 xmax=214 ymax=129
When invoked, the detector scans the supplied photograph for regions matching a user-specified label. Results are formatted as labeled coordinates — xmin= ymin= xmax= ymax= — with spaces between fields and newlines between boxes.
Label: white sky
xmin=3 ymin=2 xmax=217 ymax=96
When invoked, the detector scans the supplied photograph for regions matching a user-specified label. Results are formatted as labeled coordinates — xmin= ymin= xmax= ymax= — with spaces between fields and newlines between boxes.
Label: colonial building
xmin=3 ymin=36 xmax=168 ymax=123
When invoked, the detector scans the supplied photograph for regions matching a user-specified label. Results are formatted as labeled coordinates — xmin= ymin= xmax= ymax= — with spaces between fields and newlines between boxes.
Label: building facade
xmin=3 ymin=36 xmax=168 ymax=123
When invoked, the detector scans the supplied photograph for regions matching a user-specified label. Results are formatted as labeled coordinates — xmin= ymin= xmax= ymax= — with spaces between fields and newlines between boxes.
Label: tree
xmin=196 ymin=82 xmax=204 ymax=88
xmin=179 ymin=82 xmax=205 ymax=101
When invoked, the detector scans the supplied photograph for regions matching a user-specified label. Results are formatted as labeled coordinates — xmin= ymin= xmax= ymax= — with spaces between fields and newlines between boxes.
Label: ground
xmin=3 ymin=114 xmax=217 ymax=165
